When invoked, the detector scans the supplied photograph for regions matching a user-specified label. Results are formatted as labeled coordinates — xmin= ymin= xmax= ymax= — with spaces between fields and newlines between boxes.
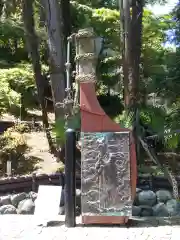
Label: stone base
xmin=82 ymin=216 xmax=129 ymax=225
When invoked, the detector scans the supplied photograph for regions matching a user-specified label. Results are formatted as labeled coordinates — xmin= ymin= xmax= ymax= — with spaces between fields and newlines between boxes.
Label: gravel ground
xmin=24 ymin=131 xmax=63 ymax=174
xmin=0 ymin=215 xmax=180 ymax=240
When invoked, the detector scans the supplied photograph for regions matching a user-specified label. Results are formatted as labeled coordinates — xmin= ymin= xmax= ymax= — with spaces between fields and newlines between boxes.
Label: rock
xmin=136 ymin=188 xmax=142 ymax=194
xmin=138 ymin=190 xmax=156 ymax=206
xmin=134 ymin=188 xmax=142 ymax=205
xmin=141 ymin=185 xmax=151 ymax=190
xmin=166 ymin=199 xmax=180 ymax=216
xmin=140 ymin=205 xmax=153 ymax=217
xmin=11 ymin=193 xmax=27 ymax=207
xmin=76 ymin=189 xmax=81 ymax=207
xmin=28 ymin=191 xmax=37 ymax=202
xmin=76 ymin=189 xmax=81 ymax=196
xmin=0 ymin=205 xmax=17 ymax=214
xmin=0 ymin=195 xmax=11 ymax=206
xmin=76 ymin=205 xmax=81 ymax=216
xmin=60 ymin=189 xmax=81 ymax=208
xmin=132 ymin=206 xmax=141 ymax=216
xmin=17 ymin=199 xmax=35 ymax=214
xmin=153 ymin=203 xmax=169 ymax=217
xmin=156 ymin=190 xmax=172 ymax=203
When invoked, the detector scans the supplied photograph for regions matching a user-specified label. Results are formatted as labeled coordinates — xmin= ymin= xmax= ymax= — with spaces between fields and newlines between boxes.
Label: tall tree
xmin=61 ymin=0 xmax=71 ymax=44
xmin=41 ymin=0 xmax=66 ymax=122
xmin=22 ymin=0 xmax=55 ymax=153
xmin=120 ymin=0 xmax=143 ymax=108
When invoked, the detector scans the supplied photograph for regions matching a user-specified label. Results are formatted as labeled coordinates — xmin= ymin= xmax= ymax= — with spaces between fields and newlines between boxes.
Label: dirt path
xmin=24 ymin=132 xmax=63 ymax=174
xmin=0 ymin=111 xmax=63 ymax=174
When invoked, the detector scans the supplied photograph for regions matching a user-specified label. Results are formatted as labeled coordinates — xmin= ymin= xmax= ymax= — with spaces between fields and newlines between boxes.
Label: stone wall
xmin=133 ymin=188 xmax=180 ymax=217
xmin=1 ymin=188 xmax=180 ymax=217
xmin=0 ymin=192 xmax=37 ymax=214
xmin=0 ymin=189 xmax=81 ymax=215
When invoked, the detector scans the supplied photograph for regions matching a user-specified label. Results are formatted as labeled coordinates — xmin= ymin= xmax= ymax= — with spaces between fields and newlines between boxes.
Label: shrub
xmin=0 ymin=125 xmax=40 ymax=176
xmin=0 ymin=78 xmax=20 ymax=115
xmin=13 ymin=123 xmax=31 ymax=133
xmin=0 ymin=64 xmax=49 ymax=115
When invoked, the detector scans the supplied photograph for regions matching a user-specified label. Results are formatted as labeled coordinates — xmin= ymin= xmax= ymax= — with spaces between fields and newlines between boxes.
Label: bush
xmin=0 ymin=78 xmax=20 ymax=115
xmin=12 ymin=123 xmax=31 ymax=133
xmin=0 ymin=125 xmax=40 ymax=176
xmin=0 ymin=64 xmax=49 ymax=115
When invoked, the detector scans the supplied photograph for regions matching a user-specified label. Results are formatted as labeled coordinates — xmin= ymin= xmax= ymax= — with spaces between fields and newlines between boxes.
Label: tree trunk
xmin=41 ymin=0 xmax=66 ymax=121
xmin=121 ymin=0 xmax=132 ymax=107
xmin=22 ymin=0 xmax=56 ymax=154
xmin=61 ymin=0 xmax=71 ymax=45
xmin=120 ymin=0 xmax=143 ymax=108
xmin=120 ymin=0 xmax=144 ymax=165
xmin=131 ymin=0 xmax=143 ymax=107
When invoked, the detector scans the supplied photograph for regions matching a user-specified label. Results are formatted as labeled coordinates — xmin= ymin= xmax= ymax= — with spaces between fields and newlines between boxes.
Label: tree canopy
xmin=0 ymin=0 xmax=179 ymax=156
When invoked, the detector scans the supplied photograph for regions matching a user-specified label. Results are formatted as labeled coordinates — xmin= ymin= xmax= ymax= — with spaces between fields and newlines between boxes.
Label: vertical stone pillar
xmin=75 ymin=28 xmax=97 ymax=83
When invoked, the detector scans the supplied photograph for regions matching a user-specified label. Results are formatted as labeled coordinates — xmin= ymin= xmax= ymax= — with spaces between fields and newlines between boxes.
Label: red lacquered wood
xmin=80 ymin=82 xmax=137 ymax=225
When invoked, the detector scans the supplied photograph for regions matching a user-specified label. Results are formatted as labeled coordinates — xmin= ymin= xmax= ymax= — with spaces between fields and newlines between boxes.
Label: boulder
xmin=17 ymin=199 xmax=35 ymax=214
xmin=166 ymin=199 xmax=180 ymax=216
xmin=136 ymin=188 xmax=142 ymax=194
xmin=60 ymin=188 xmax=81 ymax=208
xmin=28 ymin=191 xmax=37 ymax=202
xmin=134 ymin=188 xmax=142 ymax=205
xmin=140 ymin=205 xmax=153 ymax=217
xmin=0 ymin=195 xmax=11 ymax=206
xmin=11 ymin=193 xmax=27 ymax=207
xmin=132 ymin=206 xmax=141 ymax=216
xmin=153 ymin=203 xmax=169 ymax=217
xmin=0 ymin=205 xmax=17 ymax=214
xmin=156 ymin=190 xmax=172 ymax=203
xmin=138 ymin=190 xmax=156 ymax=206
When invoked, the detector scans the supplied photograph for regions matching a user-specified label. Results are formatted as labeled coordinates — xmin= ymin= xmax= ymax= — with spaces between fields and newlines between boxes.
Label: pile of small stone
xmin=1 ymin=188 xmax=180 ymax=217
xmin=0 ymin=189 xmax=81 ymax=215
xmin=133 ymin=188 xmax=180 ymax=217
xmin=0 ymin=192 xmax=37 ymax=214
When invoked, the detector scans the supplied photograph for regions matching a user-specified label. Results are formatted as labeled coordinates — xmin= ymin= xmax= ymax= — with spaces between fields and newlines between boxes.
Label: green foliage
xmin=0 ymin=0 xmax=180 ymax=167
xmin=0 ymin=64 xmax=48 ymax=115
xmin=12 ymin=122 xmax=31 ymax=133
xmin=0 ymin=125 xmax=40 ymax=176
xmin=52 ymin=113 xmax=81 ymax=145
xmin=72 ymin=2 xmax=173 ymax=101
xmin=53 ymin=118 xmax=66 ymax=145
xmin=0 ymin=17 xmax=27 ymax=63
xmin=98 ymin=94 xmax=124 ymax=118
xmin=0 ymin=77 xmax=20 ymax=115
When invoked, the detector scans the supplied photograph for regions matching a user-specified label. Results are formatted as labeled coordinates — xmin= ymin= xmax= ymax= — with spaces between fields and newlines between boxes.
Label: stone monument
xmin=75 ymin=28 xmax=137 ymax=224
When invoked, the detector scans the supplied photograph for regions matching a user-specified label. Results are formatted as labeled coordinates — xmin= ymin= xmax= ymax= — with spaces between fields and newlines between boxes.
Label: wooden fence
xmin=0 ymin=173 xmax=180 ymax=195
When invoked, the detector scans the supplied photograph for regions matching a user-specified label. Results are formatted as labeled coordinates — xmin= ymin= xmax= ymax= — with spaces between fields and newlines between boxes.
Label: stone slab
xmin=81 ymin=132 xmax=132 ymax=217
xmin=34 ymin=185 xmax=62 ymax=224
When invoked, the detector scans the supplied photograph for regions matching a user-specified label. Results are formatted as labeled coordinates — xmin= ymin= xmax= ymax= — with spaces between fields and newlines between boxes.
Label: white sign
xmin=34 ymin=185 xmax=62 ymax=225
xmin=6 ymin=160 xmax=12 ymax=176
